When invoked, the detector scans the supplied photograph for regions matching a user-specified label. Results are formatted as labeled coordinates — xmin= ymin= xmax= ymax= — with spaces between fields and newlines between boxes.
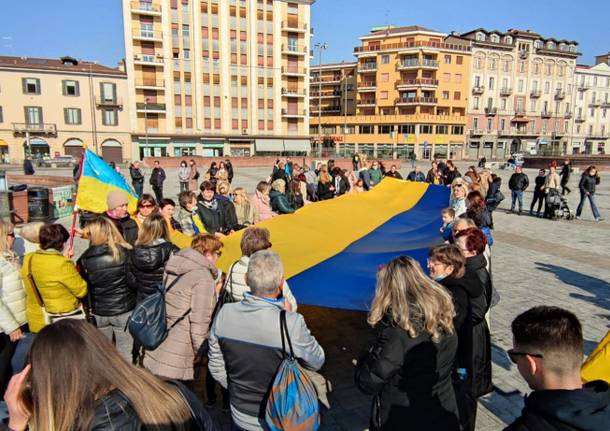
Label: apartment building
xmin=309 ymin=62 xmax=356 ymax=150
xmin=458 ymin=28 xmax=579 ymax=159
xmin=0 ymin=56 xmax=131 ymax=164
xmin=310 ymin=25 xmax=471 ymax=160
xmin=123 ymin=0 xmax=314 ymax=159
xmin=571 ymin=63 xmax=610 ymax=154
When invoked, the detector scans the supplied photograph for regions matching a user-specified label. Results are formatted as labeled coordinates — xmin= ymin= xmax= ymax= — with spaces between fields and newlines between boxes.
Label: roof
xmin=311 ymin=61 xmax=357 ymax=70
xmin=459 ymin=28 xmax=577 ymax=45
xmin=0 ymin=55 xmax=125 ymax=76
xmin=361 ymin=24 xmax=444 ymax=39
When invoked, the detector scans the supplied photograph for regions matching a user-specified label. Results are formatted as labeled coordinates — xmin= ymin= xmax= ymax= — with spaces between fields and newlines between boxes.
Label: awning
xmin=255 ymin=139 xmax=284 ymax=152
xmin=202 ymin=140 xmax=224 ymax=148
xmin=26 ymin=138 xmax=49 ymax=147
xmin=284 ymin=139 xmax=311 ymax=152
xmin=173 ymin=141 xmax=198 ymax=147
xmin=0 ymin=139 xmax=7 ymax=147
xmin=511 ymin=117 xmax=530 ymax=123
xmin=138 ymin=141 xmax=167 ymax=148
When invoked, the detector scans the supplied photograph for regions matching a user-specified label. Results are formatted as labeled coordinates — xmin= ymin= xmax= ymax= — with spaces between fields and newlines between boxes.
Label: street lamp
xmin=314 ymin=42 xmax=328 ymax=157
xmin=144 ymin=97 xmax=149 ymax=158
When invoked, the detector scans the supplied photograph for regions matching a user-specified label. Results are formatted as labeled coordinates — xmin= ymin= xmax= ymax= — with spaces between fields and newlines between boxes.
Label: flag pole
xmin=69 ymin=145 xmax=86 ymax=252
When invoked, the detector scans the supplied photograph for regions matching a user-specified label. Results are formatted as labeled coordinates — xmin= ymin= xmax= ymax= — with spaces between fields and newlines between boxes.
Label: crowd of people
xmin=0 ymin=154 xmax=608 ymax=431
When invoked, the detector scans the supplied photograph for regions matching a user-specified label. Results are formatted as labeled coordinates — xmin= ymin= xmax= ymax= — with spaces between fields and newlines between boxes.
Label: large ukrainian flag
xmin=76 ymin=149 xmax=138 ymax=214
xmin=218 ymin=178 xmax=449 ymax=311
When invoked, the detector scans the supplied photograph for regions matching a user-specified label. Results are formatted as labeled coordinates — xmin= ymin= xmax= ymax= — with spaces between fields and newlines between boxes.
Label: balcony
xmin=396 ymin=59 xmax=420 ymax=70
xmin=501 ymin=128 xmax=533 ymax=136
xmin=310 ymin=106 xmax=341 ymax=114
xmin=96 ymin=97 xmax=123 ymax=109
xmin=282 ymin=66 xmax=307 ymax=77
xmin=281 ymin=44 xmax=307 ymax=56
xmin=575 ymin=115 xmax=585 ymax=122
xmin=472 ymin=85 xmax=485 ymax=95
xmin=136 ymin=102 xmax=166 ymax=113
xmin=499 ymin=87 xmax=512 ymax=96
xmin=358 ymin=63 xmax=377 ymax=73
xmin=602 ymin=101 xmax=610 ymax=108
xmin=310 ymin=76 xmax=342 ymax=84
xmin=12 ymin=123 xmax=57 ymax=135
xmin=357 ymin=81 xmax=377 ymax=92
xmin=395 ymin=96 xmax=437 ymax=106
xmin=421 ymin=59 xmax=439 ymax=69
xmin=130 ymin=1 xmax=162 ymax=16
xmin=589 ymin=99 xmax=601 ymax=107
xmin=135 ymin=79 xmax=165 ymax=90
xmin=133 ymin=54 xmax=164 ymax=66
xmin=541 ymin=110 xmax=552 ymax=118
xmin=514 ymin=109 xmax=526 ymax=117
xmin=469 ymin=129 xmax=484 ymax=136
xmin=530 ymin=89 xmax=541 ymax=98
xmin=354 ymin=40 xmax=471 ymax=54
xmin=396 ymin=78 xmax=438 ymax=90
xmin=577 ymin=83 xmax=589 ymax=91
xmin=485 ymin=107 xmax=498 ymax=116
xmin=310 ymin=90 xmax=340 ymax=99
xmin=281 ymin=108 xmax=307 ymax=118
xmin=133 ymin=28 xmax=163 ymax=42
xmin=564 ymin=112 xmax=572 ymax=119
xmin=281 ymin=87 xmax=306 ymax=97
xmin=356 ymin=99 xmax=376 ymax=107
xmin=281 ymin=21 xmax=308 ymax=33
xmin=554 ymin=90 xmax=565 ymax=100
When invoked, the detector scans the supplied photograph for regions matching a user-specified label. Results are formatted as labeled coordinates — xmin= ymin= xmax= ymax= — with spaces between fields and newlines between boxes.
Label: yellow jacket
xmin=582 ymin=330 xmax=610 ymax=384
xmin=21 ymin=250 xmax=88 ymax=333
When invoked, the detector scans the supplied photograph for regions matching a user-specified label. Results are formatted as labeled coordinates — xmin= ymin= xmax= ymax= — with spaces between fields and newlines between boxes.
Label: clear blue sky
xmin=0 ymin=0 xmax=607 ymax=67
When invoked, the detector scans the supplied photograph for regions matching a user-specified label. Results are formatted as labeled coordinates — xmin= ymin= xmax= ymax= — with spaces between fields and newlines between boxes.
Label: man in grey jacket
xmin=208 ymin=250 xmax=325 ymax=430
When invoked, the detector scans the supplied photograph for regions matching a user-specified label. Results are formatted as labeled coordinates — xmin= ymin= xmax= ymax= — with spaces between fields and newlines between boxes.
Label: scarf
xmin=202 ymin=199 xmax=219 ymax=211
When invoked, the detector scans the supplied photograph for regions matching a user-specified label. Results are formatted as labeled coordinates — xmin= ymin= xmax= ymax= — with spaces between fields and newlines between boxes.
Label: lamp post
xmin=314 ymin=42 xmax=328 ymax=157
xmin=144 ymin=97 xmax=149 ymax=157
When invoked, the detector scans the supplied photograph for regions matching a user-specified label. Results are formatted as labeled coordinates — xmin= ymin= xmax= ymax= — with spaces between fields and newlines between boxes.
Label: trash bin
xmin=27 ymin=187 xmax=50 ymax=222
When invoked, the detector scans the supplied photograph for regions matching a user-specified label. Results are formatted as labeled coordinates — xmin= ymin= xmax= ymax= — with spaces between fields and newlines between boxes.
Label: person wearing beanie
xmin=103 ymin=190 xmax=138 ymax=245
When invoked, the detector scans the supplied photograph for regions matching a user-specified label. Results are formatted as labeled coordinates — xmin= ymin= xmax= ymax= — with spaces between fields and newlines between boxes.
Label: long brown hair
xmin=0 ymin=219 xmax=14 ymax=256
xmin=83 ymin=216 xmax=132 ymax=261
xmin=135 ymin=212 xmax=168 ymax=246
xmin=368 ymin=256 xmax=454 ymax=343
xmin=24 ymin=320 xmax=192 ymax=431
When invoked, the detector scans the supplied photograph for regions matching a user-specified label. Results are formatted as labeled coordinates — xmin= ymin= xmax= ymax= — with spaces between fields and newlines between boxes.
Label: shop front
xmin=201 ymin=140 xmax=225 ymax=157
xmin=138 ymin=138 xmax=169 ymax=159
xmin=173 ymin=140 xmax=198 ymax=157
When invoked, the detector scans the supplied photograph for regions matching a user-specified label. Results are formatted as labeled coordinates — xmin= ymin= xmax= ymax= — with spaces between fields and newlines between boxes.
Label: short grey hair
xmin=247 ymin=250 xmax=284 ymax=296
xmin=271 ymin=178 xmax=286 ymax=192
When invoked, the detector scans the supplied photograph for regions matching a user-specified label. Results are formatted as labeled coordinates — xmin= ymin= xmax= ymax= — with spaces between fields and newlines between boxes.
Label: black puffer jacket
xmin=77 ymin=245 xmax=136 ymax=316
xmin=579 ymin=173 xmax=600 ymax=194
xmin=130 ymin=241 xmax=178 ymax=302
xmin=196 ymin=199 xmax=238 ymax=234
xmin=355 ymin=315 xmax=460 ymax=431
xmin=90 ymin=382 xmax=216 ymax=430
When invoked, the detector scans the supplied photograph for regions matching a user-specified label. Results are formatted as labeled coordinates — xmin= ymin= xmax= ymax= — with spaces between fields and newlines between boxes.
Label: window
xmin=0 ymin=106 xmax=3 ymax=123
xmin=380 ymin=73 xmax=389 ymax=82
xmin=544 ymin=81 xmax=550 ymax=94
xmin=22 ymin=78 xmax=41 ymax=94
xmin=500 ymin=119 xmax=506 ymax=130
xmin=24 ymin=106 xmax=43 ymax=124
xmin=488 ymin=77 xmax=494 ymax=90
xmin=444 ymin=55 xmax=451 ymax=64
xmin=420 ymin=124 xmax=433 ymax=134
xmin=473 ymin=97 xmax=479 ymax=110
xmin=64 ymin=108 xmax=82 ymax=125
xmin=487 ymin=118 xmax=492 ymax=129
xmin=500 ymin=98 xmax=507 ymax=110
xmin=378 ymin=125 xmax=392 ymax=134
xmin=381 ymin=54 xmax=390 ymax=64
xmin=473 ymin=118 xmax=479 ymax=129
xmin=443 ymin=73 xmax=450 ymax=82
xmin=474 ymin=57 xmax=482 ymax=70
xmin=454 ymin=91 xmax=461 ymax=100
xmin=456 ymin=56 xmax=463 ymax=65
xmin=360 ymin=125 xmax=374 ymax=134
xmin=452 ymin=125 xmax=464 ymax=135
xmin=380 ymin=91 xmax=388 ymax=100
xmin=398 ymin=124 xmax=415 ymax=134
xmin=442 ymin=91 xmax=449 ymax=100
xmin=436 ymin=125 xmax=448 ymax=134
xmin=102 ymin=109 xmax=118 ymax=126
xmin=100 ymin=82 xmax=117 ymax=102
xmin=62 ymin=80 xmax=80 ymax=96
xmin=454 ymin=74 xmax=462 ymax=83
xmin=518 ymin=79 xmax=524 ymax=92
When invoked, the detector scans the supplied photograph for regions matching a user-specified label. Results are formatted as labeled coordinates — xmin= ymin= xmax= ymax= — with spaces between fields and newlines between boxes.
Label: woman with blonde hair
xmin=317 ymin=165 xmax=335 ymax=200
xmin=144 ymin=234 xmax=221 ymax=381
xmin=251 ymin=181 xmax=276 ymax=222
xmin=0 ymin=219 xmax=27 ymax=393
xmin=269 ymin=178 xmax=295 ymax=214
xmin=13 ymin=221 xmax=44 ymax=263
xmin=451 ymin=182 xmax=468 ymax=217
xmin=77 ymin=215 xmax=136 ymax=360
xmin=3 ymin=319 xmax=213 ymax=431
xmin=233 ymin=187 xmax=257 ymax=227
xmin=130 ymin=213 xmax=178 ymax=303
xmin=355 ymin=256 xmax=459 ymax=430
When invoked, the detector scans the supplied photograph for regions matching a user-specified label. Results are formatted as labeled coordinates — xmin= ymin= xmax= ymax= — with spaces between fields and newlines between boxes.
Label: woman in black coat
xmin=485 ymin=174 xmax=503 ymax=229
xmin=78 ymin=216 xmax=137 ymax=361
xmin=196 ymin=181 xmax=238 ymax=234
xmin=355 ymin=256 xmax=460 ymax=431
xmin=317 ymin=168 xmax=335 ymax=201
xmin=453 ymin=228 xmax=493 ymax=431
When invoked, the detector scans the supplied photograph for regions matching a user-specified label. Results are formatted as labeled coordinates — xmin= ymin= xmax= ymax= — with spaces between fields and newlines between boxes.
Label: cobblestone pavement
xmin=45 ymin=161 xmax=608 ymax=430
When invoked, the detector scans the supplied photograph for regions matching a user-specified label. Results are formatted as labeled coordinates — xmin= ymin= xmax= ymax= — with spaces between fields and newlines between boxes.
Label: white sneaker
xmin=596 ymin=217 xmax=604 ymax=222
xmin=575 ymin=216 xmax=581 ymax=220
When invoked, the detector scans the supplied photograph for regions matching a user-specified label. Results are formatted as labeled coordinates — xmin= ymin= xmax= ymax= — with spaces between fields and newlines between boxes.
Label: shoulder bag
xmin=27 ymin=253 xmax=87 ymax=325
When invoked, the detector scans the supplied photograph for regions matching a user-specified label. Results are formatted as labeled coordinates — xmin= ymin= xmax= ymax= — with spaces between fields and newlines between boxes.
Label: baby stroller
xmin=546 ymin=189 xmax=574 ymax=220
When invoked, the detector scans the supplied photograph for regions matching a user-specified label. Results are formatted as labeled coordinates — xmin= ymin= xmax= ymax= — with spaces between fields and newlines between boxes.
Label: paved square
xmin=33 ymin=160 xmax=609 ymax=430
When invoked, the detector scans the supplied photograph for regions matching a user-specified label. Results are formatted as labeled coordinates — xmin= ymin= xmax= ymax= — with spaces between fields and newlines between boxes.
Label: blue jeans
xmin=511 ymin=190 xmax=524 ymax=211
xmin=576 ymin=192 xmax=600 ymax=219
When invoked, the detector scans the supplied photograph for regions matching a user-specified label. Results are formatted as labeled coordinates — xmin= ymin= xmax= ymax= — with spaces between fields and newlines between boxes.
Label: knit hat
xmin=106 ymin=190 xmax=128 ymax=210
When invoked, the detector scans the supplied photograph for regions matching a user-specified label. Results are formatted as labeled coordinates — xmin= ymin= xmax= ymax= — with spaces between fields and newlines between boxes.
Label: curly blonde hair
xmin=368 ymin=256 xmax=455 ymax=342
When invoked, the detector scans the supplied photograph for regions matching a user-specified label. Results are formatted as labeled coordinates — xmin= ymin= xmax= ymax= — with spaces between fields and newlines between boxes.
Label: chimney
xmin=117 ymin=58 xmax=126 ymax=72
